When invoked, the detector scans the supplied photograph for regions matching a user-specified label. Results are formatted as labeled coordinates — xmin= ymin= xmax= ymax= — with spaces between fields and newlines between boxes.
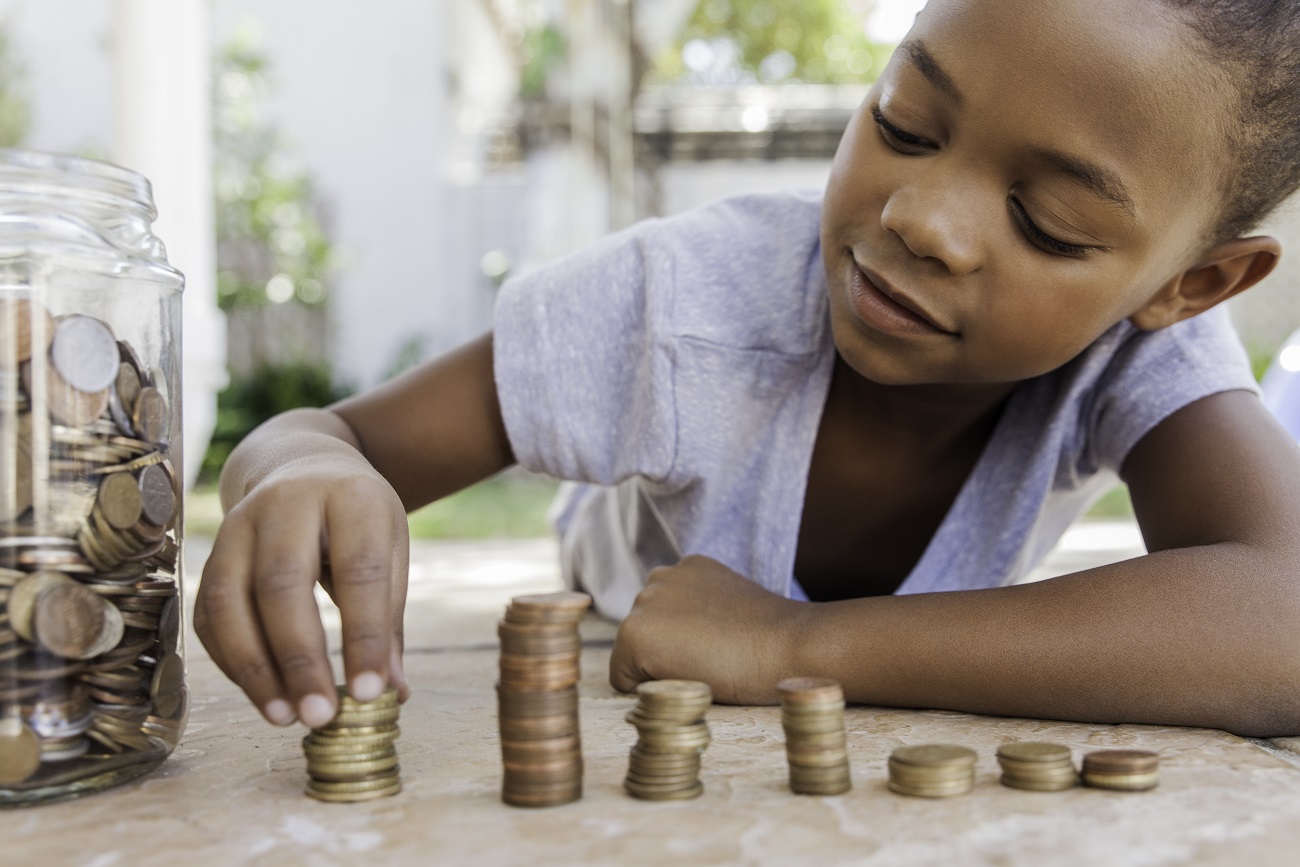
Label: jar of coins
xmin=0 ymin=149 xmax=186 ymax=805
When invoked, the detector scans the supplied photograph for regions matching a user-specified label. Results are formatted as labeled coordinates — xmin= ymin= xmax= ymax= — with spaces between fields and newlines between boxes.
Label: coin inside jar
xmin=0 ymin=716 xmax=42 ymax=784
xmin=136 ymin=463 xmax=176 ymax=527
xmin=131 ymin=386 xmax=169 ymax=445
xmin=51 ymin=314 xmax=119 ymax=394
xmin=33 ymin=580 xmax=125 ymax=660
xmin=0 ymin=299 xmax=54 ymax=370
xmin=96 ymin=472 xmax=143 ymax=530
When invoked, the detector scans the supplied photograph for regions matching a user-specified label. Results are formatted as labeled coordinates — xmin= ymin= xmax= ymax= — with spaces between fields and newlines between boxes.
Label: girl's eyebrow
xmin=898 ymin=40 xmax=963 ymax=106
xmin=899 ymin=38 xmax=1135 ymax=218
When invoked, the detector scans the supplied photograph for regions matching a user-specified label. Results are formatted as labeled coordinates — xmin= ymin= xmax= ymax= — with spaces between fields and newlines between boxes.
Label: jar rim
xmin=0 ymin=149 xmax=156 ymax=218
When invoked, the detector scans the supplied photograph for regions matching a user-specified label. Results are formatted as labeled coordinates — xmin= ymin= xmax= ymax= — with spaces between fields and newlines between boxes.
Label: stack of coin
xmin=624 ymin=680 xmax=712 ymax=801
xmin=778 ymin=677 xmax=851 ymax=795
xmin=996 ymin=741 xmax=1078 ymax=791
xmin=0 ymin=299 xmax=185 ymax=790
xmin=497 ymin=591 xmax=591 ymax=808
xmin=888 ymin=744 xmax=978 ymax=798
xmin=302 ymin=686 xmax=401 ymax=803
xmin=1081 ymin=749 xmax=1159 ymax=791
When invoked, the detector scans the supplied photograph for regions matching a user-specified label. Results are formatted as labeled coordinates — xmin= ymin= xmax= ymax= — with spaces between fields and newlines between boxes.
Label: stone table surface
xmin=7 ymin=532 xmax=1300 ymax=867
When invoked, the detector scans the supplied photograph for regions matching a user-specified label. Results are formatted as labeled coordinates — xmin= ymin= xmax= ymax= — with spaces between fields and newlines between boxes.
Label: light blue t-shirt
xmin=493 ymin=190 xmax=1260 ymax=620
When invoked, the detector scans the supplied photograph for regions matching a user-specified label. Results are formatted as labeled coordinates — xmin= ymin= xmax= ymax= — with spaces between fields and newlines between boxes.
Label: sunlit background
xmin=0 ymin=0 xmax=1294 ymax=536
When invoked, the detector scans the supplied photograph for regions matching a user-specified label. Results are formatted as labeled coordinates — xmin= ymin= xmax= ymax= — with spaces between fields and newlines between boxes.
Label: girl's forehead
xmin=903 ymin=0 xmax=1233 ymax=230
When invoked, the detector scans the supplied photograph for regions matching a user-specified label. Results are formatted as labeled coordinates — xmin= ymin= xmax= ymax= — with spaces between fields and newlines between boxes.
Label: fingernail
xmin=265 ymin=698 xmax=296 ymax=726
xmin=351 ymin=671 xmax=384 ymax=701
xmin=299 ymin=693 xmax=335 ymax=728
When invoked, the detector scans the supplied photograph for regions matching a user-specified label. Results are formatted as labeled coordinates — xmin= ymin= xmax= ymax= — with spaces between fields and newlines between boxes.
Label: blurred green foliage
xmin=213 ymin=30 xmax=337 ymax=311
xmin=654 ymin=0 xmax=891 ymax=85
xmin=0 ymin=24 xmax=29 ymax=147
xmin=198 ymin=364 xmax=353 ymax=485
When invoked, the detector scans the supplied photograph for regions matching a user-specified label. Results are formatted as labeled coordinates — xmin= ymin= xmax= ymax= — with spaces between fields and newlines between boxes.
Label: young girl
xmin=196 ymin=0 xmax=1300 ymax=738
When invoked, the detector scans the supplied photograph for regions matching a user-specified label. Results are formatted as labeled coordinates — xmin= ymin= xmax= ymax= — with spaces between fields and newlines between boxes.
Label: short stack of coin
xmin=302 ymin=686 xmax=401 ymax=803
xmin=497 ymin=591 xmax=591 ymax=808
xmin=778 ymin=677 xmax=851 ymax=795
xmin=996 ymin=741 xmax=1078 ymax=791
xmin=1081 ymin=749 xmax=1159 ymax=791
xmin=624 ymin=680 xmax=712 ymax=801
xmin=888 ymin=744 xmax=978 ymax=798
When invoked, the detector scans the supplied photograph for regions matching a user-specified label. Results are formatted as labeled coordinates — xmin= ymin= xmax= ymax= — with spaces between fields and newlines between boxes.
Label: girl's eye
xmin=1009 ymin=197 xmax=1092 ymax=258
xmin=871 ymin=106 xmax=932 ymax=154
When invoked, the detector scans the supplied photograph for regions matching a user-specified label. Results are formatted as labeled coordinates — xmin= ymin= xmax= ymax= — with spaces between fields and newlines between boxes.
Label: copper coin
xmin=131 ymin=387 xmax=169 ymax=445
xmin=150 ymin=652 xmax=185 ymax=717
xmin=0 ymin=299 xmax=54 ymax=369
xmin=27 ymin=362 xmax=109 ymax=427
xmin=1082 ymin=749 xmax=1158 ymax=775
xmin=34 ymin=581 xmax=125 ymax=659
xmin=97 ymin=472 xmax=143 ymax=530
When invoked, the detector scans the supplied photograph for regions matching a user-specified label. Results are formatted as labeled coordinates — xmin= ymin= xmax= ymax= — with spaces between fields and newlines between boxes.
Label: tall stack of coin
xmin=302 ymin=686 xmax=401 ymax=803
xmin=624 ymin=680 xmax=712 ymax=801
xmin=1081 ymin=749 xmax=1159 ymax=791
xmin=778 ymin=677 xmax=851 ymax=795
xmin=497 ymin=591 xmax=591 ymax=808
xmin=888 ymin=744 xmax=978 ymax=798
xmin=0 ymin=299 xmax=184 ymax=793
xmin=996 ymin=741 xmax=1078 ymax=791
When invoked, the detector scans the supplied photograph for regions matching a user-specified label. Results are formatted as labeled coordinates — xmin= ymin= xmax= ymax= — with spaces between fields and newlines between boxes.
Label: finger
xmin=389 ymin=520 xmax=411 ymax=703
xmin=251 ymin=500 xmax=336 ymax=728
xmin=194 ymin=512 xmax=295 ymax=725
xmin=324 ymin=484 xmax=399 ymax=701
xmin=608 ymin=618 xmax=648 ymax=694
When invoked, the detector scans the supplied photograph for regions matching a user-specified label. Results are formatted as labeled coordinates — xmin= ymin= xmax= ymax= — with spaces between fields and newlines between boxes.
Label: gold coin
xmin=997 ymin=741 xmax=1073 ymax=764
xmin=1081 ymin=770 xmax=1159 ymax=791
xmin=131 ymin=387 xmax=169 ymax=445
xmin=777 ymin=677 xmax=844 ymax=704
xmin=150 ymin=652 xmax=185 ymax=717
xmin=890 ymin=744 xmax=978 ymax=767
xmin=0 ymin=716 xmax=42 ymax=784
xmin=1081 ymin=749 xmax=1159 ymax=775
xmin=308 ymin=756 xmax=400 ymax=781
xmin=306 ymin=780 xmax=402 ymax=803
xmin=34 ymin=581 xmax=124 ymax=659
xmin=1001 ymin=773 xmax=1078 ymax=792
xmin=96 ymin=473 xmax=143 ymax=530
xmin=635 ymin=679 xmax=712 ymax=703
xmin=624 ymin=780 xmax=703 ymax=801
xmin=8 ymin=570 xmax=74 ymax=642
xmin=307 ymin=772 xmax=402 ymax=795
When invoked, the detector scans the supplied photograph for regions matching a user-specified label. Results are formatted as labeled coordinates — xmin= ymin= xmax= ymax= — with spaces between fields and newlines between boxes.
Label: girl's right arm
xmin=193 ymin=333 xmax=515 ymax=728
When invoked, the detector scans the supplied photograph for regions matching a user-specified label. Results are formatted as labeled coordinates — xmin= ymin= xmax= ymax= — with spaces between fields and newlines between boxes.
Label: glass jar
xmin=0 ymin=149 xmax=185 ymax=805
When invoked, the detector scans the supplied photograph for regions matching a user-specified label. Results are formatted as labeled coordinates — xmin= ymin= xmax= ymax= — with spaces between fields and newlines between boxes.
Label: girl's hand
xmin=609 ymin=555 xmax=810 ymax=704
xmin=194 ymin=448 xmax=410 ymax=729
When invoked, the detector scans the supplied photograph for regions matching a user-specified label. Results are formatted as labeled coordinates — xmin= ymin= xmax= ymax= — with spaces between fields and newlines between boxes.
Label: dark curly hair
xmin=1160 ymin=0 xmax=1300 ymax=244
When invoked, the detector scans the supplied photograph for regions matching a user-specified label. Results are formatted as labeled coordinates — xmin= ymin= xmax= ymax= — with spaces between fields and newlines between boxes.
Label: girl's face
xmin=821 ymin=0 xmax=1235 ymax=387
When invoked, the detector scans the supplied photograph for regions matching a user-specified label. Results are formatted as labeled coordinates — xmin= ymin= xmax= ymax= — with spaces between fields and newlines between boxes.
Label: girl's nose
xmin=879 ymin=178 xmax=983 ymax=276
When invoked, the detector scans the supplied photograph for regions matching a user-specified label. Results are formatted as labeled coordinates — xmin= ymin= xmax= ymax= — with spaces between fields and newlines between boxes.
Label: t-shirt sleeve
xmin=492 ymin=223 xmax=678 ymax=485
xmin=1087 ymin=305 xmax=1260 ymax=472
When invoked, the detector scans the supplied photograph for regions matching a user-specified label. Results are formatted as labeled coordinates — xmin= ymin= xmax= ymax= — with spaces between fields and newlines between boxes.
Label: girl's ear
xmin=1130 ymin=236 xmax=1281 ymax=331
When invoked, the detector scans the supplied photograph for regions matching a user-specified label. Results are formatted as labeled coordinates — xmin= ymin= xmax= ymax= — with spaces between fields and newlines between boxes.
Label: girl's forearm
xmin=795 ymin=544 xmax=1300 ymax=737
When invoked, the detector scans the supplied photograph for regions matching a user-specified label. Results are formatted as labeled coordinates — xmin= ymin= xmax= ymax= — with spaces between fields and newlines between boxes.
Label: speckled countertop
xmin=6 ymin=535 xmax=1300 ymax=867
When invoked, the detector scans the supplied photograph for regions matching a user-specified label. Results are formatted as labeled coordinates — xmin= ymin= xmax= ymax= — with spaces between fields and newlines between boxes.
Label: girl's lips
xmin=847 ymin=265 xmax=954 ymax=337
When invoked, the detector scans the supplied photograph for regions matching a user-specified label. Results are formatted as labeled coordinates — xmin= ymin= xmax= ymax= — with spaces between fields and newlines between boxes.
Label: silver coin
xmin=51 ymin=315 xmax=118 ymax=393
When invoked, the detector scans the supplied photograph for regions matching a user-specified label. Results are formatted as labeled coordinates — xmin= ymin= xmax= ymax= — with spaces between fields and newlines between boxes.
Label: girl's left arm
xmin=610 ymin=390 xmax=1300 ymax=737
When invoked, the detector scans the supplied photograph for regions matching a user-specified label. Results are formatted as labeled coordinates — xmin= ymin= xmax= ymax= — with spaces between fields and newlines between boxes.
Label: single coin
xmin=624 ymin=780 xmax=704 ymax=801
xmin=336 ymin=684 xmax=399 ymax=708
xmin=51 ymin=315 xmax=119 ymax=393
xmin=306 ymin=780 xmax=402 ymax=803
xmin=0 ymin=716 xmax=42 ymax=784
xmin=1001 ymin=773 xmax=1078 ymax=792
xmin=97 ymin=472 xmax=144 ymax=530
xmin=777 ymin=677 xmax=844 ymax=704
xmin=8 ymin=570 xmax=74 ymax=642
xmin=890 ymin=744 xmax=978 ymax=767
xmin=114 ymin=361 xmax=142 ymax=416
xmin=1081 ymin=770 xmax=1159 ymax=791
xmin=150 ymin=652 xmax=185 ymax=717
xmin=1081 ymin=749 xmax=1159 ymax=774
xmin=997 ymin=742 xmax=1073 ymax=763
xmin=34 ymin=581 xmax=125 ymax=659
xmin=131 ymin=387 xmax=169 ymax=445
xmin=0 ymin=299 xmax=55 ymax=369
xmin=136 ymin=464 xmax=176 ymax=527
xmin=32 ymin=362 xmax=109 ymax=427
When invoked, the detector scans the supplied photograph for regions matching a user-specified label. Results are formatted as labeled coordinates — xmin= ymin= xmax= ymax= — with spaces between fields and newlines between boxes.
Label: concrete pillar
xmin=112 ymin=0 xmax=224 ymax=491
